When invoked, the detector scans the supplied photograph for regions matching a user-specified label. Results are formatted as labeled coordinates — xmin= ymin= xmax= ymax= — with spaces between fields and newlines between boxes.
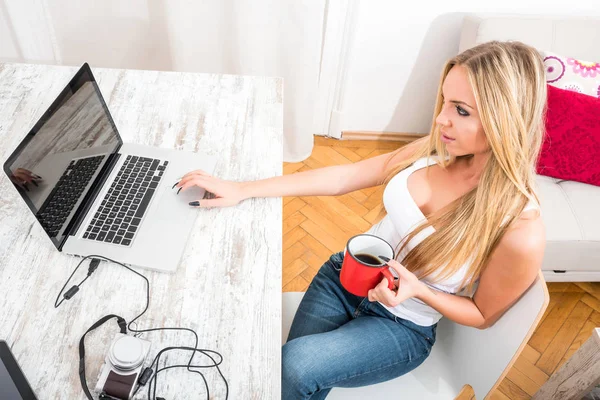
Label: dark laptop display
xmin=0 ymin=341 xmax=37 ymax=400
xmin=3 ymin=64 xmax=122 ymax=249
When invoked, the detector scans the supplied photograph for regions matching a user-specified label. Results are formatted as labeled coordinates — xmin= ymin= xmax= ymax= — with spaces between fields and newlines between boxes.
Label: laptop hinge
xmin=58 ymin=151 xmax=122 ymax=251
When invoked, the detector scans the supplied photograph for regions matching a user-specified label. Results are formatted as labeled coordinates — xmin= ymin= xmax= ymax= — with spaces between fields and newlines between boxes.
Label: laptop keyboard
xmin=38 ymin=155 xmax=104 ymax=237
xmin=83 ymin=156 xmax=168 ymax=246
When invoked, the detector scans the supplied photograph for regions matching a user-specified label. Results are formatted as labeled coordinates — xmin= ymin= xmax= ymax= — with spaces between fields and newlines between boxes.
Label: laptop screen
xmin=3 ymin=64 xmax=122 ymax=249
xmin=0 ymin=359 xmax=23 ymax=399
xmin=0 ymin=341 xmax=37 ymax=399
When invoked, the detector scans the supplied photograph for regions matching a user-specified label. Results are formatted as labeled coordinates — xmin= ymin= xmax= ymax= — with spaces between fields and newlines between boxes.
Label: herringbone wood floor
xmin=282 ymin=136 xmax=600 ymax=399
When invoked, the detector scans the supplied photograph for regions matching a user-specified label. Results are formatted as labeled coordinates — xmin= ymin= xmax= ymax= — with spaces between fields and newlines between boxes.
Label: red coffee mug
xmin=340 ymin=234 xmax=396 ymax=297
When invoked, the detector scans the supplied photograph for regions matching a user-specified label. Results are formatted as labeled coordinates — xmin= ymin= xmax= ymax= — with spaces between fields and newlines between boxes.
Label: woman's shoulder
xmin=499 ymin=214 xmax=546 ymax=263
xmin=504 ymin=201 xmax=545 ymax=252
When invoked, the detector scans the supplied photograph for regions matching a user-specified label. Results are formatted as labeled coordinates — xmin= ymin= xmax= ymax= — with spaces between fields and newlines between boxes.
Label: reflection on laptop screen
xmin=3 ymin=65 xmax=121 ymax=249
xmin=0 ymin=358 xmax=23 ymax=399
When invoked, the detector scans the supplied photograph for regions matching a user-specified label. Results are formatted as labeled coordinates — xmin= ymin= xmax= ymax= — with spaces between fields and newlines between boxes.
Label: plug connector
xmin=88 ymin=258 xmax=101 ymax=276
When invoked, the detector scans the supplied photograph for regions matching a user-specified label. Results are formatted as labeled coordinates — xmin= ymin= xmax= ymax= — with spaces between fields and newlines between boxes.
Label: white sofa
xmin=459 ymin=14 xmax=600 ymax=282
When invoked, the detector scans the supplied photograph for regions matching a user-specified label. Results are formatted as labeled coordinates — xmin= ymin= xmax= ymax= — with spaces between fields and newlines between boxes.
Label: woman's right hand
xmin=174 ymin=169 xmax=247 ymax=208
xmin=9 ymin=168 xmax=43 ymax=191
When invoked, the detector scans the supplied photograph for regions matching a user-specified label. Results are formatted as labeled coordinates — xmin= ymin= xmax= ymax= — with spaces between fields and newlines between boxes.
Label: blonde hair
xmin=383 ymin=41 xmax=547 ymax=293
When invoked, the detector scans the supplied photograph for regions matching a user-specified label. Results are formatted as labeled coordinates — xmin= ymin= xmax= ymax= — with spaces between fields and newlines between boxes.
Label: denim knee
xmin=282 ymin=339 xmax=319 ymax=399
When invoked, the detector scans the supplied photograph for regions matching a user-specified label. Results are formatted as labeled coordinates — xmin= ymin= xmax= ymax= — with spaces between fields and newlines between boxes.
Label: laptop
xmin=0 ymin=340 xmax=37 ymax=400
xmin=3 ymin=63 xmax=217 ymax=273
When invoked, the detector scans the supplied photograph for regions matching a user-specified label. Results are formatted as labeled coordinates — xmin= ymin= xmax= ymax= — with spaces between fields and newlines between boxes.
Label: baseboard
xmin=341 ymin=131 xmax=426 ymax=142
xmin=543 ymin=270 xmax=600 ymax=282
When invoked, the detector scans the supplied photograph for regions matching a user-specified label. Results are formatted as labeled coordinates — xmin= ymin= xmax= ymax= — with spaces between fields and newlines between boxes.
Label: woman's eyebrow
xmin=449 ymin=99 xmax=474 ymax=110
xmin=441 ymin=89 xmax=474 ymax=110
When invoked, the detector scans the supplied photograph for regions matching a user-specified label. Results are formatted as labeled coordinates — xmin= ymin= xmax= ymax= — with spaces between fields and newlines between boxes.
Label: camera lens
xmin=109 ymin=335 xmax=145 ymax=371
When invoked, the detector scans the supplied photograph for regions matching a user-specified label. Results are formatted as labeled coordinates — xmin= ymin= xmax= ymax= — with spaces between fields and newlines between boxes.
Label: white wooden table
xmin=533 ymin=328 xmax=600 ymax=400
xmin=0 ymin=63 xmax=283 ymax=399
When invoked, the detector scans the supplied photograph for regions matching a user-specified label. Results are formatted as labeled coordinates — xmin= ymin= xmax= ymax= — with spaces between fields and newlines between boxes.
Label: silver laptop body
xmin=3 ymin=63 xmax=215 ymax=273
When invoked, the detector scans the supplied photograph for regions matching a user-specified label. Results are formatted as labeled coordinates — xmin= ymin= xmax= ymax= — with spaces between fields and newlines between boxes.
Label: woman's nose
xmin=435 ymin=111 xmax=451 ymax=128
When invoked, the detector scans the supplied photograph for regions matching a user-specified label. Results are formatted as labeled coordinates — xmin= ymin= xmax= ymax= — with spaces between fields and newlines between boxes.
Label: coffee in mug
xmin=340 ymin=234 xmax=395 ymax=297
xmin=353 ymin=253 xmax=384 ymax=265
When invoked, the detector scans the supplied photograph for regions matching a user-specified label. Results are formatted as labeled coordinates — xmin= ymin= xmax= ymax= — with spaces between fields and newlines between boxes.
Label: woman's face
xmin=435 ymin=65 xmax=489 ymax=157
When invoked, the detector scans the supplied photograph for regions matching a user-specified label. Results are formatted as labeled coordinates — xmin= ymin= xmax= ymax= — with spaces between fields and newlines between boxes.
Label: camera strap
xmin=79 ymin=314 xmax=127 ymax=400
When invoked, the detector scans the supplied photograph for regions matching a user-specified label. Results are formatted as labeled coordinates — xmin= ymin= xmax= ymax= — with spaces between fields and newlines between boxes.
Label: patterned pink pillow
xmin=538 ymin=84 xmax=600 ymax=187
xmin=541 ymin=50 xmax=600 ymax=98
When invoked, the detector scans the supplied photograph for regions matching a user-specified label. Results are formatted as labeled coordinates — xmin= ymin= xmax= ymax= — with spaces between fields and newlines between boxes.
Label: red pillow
xmin=537 ymin=84 xmax=600 ymax=186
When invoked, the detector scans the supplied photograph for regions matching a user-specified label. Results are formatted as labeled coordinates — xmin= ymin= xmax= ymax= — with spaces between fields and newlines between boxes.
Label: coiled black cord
xmin=55 ymin=254 xmax=229 ymax=400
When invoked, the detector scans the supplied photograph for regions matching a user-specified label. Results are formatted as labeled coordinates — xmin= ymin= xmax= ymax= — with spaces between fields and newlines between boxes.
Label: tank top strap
xmin=412 ymin=155 xmax=443 ymax=171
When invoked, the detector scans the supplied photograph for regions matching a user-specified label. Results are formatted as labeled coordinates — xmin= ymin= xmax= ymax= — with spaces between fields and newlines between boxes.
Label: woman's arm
xmin=177 ymin=136 xmax=426 ymax=207
xmin=241 ymin=137 xmax=425 ymax=199
xmin=368 ymin=216 xmax=546 ymax=329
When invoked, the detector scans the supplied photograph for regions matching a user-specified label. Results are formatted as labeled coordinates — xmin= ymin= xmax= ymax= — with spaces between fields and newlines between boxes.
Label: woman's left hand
xmin=367 ymin=258 xmax=425 ymax=307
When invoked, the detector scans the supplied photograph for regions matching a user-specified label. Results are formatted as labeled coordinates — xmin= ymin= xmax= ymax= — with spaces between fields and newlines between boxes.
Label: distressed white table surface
xmin=0 ymin=63 xmax=283 ymax=399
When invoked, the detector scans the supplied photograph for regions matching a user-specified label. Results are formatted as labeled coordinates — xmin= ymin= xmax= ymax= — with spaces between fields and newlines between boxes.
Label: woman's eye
xmin=456 ymin=105 xmax=469 ymax=116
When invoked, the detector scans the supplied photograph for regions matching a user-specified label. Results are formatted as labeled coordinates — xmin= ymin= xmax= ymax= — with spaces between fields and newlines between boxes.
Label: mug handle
xmin=381 ymin=268 xmax=396 ymax=291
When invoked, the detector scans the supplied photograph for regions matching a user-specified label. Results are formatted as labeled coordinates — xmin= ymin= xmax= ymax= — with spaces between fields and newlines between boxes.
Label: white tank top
xmin=365 ymin=156 xmax=541 ymax=326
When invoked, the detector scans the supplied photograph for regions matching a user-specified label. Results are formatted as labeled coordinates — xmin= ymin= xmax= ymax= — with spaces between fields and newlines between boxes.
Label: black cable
xmin=54 ymin=261 xmax=92 ymax=308
xmin=145 ymin=347 xmax=228 ymax=400
xmin=150 ymin=347 xmax=208 ymax=400
xmin=55 ymin=254 xmax=229 ymax=400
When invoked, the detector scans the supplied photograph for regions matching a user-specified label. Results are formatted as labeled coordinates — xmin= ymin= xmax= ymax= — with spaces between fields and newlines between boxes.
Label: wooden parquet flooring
xmin=282 ymin=136 xmax=600 ymax=399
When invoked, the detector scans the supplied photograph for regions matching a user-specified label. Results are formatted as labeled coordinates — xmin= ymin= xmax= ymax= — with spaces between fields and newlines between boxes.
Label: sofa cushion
xmin=537 ymin=85 xmax=600 ymax=187
xmin=559 ymin=180 xmax=600 ymax=242
xmin=535 ymin=175 xmax=581 ymax=241
xmin=536 ymin=175 xmax=600 ymax=272
xmin=541 ymin=50 xmax=600 ymax=97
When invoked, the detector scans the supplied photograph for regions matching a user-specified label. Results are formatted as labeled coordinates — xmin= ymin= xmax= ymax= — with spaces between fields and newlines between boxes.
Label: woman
xmin=175 ymin=40 xmax=547 ymax=399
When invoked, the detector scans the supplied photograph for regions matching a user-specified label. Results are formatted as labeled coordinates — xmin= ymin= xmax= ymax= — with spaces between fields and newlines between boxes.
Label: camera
xmin=95 ymin=333 xmax=151 ymax=399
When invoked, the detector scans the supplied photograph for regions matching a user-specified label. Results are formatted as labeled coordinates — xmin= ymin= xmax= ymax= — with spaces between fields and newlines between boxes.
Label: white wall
xmin=4 ymin=1 xmax=600 ymax=143
xmin=0 ymin=0 xmax=322 ymax=77
xmin=0 ymin=2 xmax=19 ymax=60
xmin=0 ymin=0 xmax=324 ymax=162
xmin=340 ymin=1 xmax=600 ymax=136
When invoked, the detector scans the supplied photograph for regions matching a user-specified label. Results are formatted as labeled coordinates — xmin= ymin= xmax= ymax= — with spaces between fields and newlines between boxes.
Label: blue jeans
xmin=282 ymin=252 xmax=437 ymax=400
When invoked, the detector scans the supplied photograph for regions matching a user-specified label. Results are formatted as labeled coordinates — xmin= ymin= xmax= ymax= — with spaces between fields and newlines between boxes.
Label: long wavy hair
xmin=383 ymin=41 xmax=547 ymax=293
